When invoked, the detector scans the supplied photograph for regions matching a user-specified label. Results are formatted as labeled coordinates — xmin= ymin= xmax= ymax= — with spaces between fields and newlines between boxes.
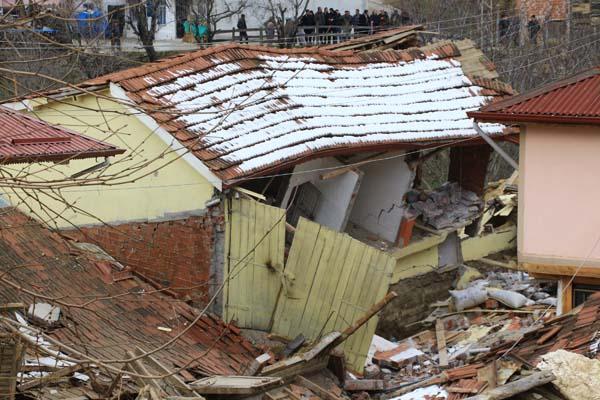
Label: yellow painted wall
xmin=391 ymin=225 xmax=517 ymax=283
xmin=2 ymin=92 xmax=215 ymax=228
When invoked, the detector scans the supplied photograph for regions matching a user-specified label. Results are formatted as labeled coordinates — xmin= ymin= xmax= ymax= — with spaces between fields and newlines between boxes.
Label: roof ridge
xmin=84 ymin=44 xmax=357 ymax=86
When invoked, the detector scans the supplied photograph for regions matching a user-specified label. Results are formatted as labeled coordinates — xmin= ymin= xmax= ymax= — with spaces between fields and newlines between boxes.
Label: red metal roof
xmin=469 ymin=66 xmax=600 ymax=125
xmin=0 ymin=106 xmax=124 ymax=164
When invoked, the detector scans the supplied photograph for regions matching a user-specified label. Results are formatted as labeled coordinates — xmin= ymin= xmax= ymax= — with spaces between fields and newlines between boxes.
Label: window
xmin=157 ymin=0 xmax=167 ymax=25
xmin=146 ymin=0 xmax=166 ymax=25
xmin=573 ymin=284 xmax=600 ymax=308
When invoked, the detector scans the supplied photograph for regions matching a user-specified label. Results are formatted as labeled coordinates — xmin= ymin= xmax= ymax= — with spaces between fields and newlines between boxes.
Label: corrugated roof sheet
xmin=469 ymin=66 xmax=600 ymax=125
xmin=0 ymin=106 xmax=124 ymax=164
xmin=0 ymin=208 xmax=258 ymax=377
xmin=80 ymin=44 xmax=511 ymax=184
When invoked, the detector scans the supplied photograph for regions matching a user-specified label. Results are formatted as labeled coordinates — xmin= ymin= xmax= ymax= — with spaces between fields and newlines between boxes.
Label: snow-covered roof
xmin=84 ymin=44 xmax=513 ymax=185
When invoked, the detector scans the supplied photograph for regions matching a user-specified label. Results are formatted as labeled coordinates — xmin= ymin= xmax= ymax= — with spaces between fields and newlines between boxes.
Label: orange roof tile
xmin=75 ymin=44 xmax=513 ymax=185
xmin=0 ymin=208 xmax=258 ymax=377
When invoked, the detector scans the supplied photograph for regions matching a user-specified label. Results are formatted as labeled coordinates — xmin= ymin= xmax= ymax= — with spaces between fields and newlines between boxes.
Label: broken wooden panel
xmin=224 ymin=197 xmax=286 ymax=330
xmin=448 ymin=145 xmax=492 ymax=196
xmin=190 ymin=376 xmax=282 ymax=395
xmin=271 ymin=218 xmax=395 ymax=372
xmin=0 ymin=333 xmax=21 ymax=400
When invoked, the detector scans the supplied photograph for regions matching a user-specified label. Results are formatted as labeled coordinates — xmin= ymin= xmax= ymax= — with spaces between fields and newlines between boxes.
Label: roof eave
xmin=108 ymin=82 xmax=223 ymax=191
xmin=0 ymin=148 xmax=125 ymax=165
xmin=223 ymin=134 xmax=516 ymax=188
xmin=469 ymin=111 xmax=600 ymax=126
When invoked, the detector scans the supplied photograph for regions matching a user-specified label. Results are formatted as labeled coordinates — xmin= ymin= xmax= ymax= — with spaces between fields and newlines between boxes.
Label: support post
xmin=473 ymin=122 xmax=519 ymax=171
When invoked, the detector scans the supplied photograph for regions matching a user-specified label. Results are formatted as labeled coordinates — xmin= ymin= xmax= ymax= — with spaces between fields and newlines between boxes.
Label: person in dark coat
xmin=400 ymin=9 xmax=411 ymax=25
xmin=315 ymin=7 xmax=325 ymax=43
xmin=303 ymin=9 xmax=315 ymax=39
xmin=237 ymin=14 xmax=248 ymax=43
xmin=342 ymin=10 xmax=352 ymax=40
xmin=528 ymin=14 xmax=541 ymax=43
xmin=110 ymin=19 xmax=121 ymax=51
xmin=359 ymin=10 xmax=368 ymax=34
xmin=390 ymin=10 xmax=400 ymax=26
xmin=370 ymin=10 xmax=379 ymax=33
xmin=352 ymin=9 xmax=360 ymax=27
xmin=499 ymin=12 xmax=510 ymax=42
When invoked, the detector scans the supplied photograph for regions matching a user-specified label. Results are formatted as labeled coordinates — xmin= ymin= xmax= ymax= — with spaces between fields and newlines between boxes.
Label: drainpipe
xmin=473 ymin=122 xmax=519 ymax=171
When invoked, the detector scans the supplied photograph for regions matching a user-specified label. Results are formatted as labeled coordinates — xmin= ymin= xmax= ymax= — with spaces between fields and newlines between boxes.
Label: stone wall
xmin=377 ymin=267 xmax=458 ymax=339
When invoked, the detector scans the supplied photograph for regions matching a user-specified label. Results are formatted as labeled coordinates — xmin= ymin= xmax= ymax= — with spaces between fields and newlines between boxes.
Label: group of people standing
xmin=299 ymin=8 xmax=411 ymax=43
xmin=498 ymin=13 xmax=543 ymax=45
xmin=245 ymin=7 xmax=412 ymax=46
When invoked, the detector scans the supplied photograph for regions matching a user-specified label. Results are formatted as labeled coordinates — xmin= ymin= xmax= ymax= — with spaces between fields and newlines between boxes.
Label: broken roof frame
xmin=4 ymin=42 xmax=515 ymax=190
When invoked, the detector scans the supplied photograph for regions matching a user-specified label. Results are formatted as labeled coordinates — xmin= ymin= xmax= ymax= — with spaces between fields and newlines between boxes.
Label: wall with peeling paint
xmin=349 ymin=152 xmax=414 ymax=242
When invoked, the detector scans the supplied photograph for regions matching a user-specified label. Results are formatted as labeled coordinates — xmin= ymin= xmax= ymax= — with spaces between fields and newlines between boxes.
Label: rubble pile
xmin=339 ymin=268 xmax=562 ymax=399
xmin=406 ymin=183 xmax=484 ymax=230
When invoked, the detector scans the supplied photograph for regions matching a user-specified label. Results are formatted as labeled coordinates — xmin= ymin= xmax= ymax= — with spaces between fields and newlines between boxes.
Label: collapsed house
xmin=2 ymin=40 xmax=520 ymax=372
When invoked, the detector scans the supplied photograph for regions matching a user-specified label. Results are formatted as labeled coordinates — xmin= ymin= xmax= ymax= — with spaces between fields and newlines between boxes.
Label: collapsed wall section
xmin=63 ymin=207 xmax=224 ymax=306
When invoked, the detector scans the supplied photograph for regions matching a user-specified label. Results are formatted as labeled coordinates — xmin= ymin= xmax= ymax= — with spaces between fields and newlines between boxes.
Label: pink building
xmin=470 ymin=66 xmax=600 ymax=314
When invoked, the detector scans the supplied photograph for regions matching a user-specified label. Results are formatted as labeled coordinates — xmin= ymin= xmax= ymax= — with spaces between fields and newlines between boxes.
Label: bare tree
xmin=127 ymin=0 xmax=162 ymax=61
xmin=189 ymin=0 xmax=247 ymax=42
xmin=258 ymin=0 xmax=308 ymax=47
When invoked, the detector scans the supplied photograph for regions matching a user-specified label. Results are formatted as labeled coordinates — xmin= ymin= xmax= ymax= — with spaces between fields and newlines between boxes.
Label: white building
xmin=113 ymin=0 xmax=396 ymax=42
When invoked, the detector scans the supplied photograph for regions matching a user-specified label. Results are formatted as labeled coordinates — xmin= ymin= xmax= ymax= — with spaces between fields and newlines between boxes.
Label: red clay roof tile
xmin=0 ymin=208 xmax=257 ymax=377
xmin=0 ymin=106 xmax=124 ymax=163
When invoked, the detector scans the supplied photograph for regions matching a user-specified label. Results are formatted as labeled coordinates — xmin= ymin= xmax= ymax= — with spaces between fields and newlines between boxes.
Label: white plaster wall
xmin=218 ymin=0 xmax=370 ymax=34
xmin=120 ymin=4 xmax=177 ymax=40
xmin=282 ymin=158 xmax=361 ymax=231
xmin=154 ymin=5 xmax=177 ymax=41
xmin=349 ymin=152 xmax=414 ymax=243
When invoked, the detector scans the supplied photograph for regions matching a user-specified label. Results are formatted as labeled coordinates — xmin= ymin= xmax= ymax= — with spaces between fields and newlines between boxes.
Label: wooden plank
xmin=436 ymin=319 xmax=449 ymax=367
xmin=133 ymin=347 xmax=197 ymax=396
xmin=344 ymin=379 xmax=388 ymax=392
xmin=271 ymin=218 xmax=322 ymax=337
xmin=296 ymin=376 xmax=343 ymax=400
xmin=301 ymin=332 xmax=341 ymax=361
xmin=224 ymin=198 xmax=285 ymax=330
xmin=190 ymin=376 xmax=282 ymax=395
xmin=319 ymin=166 xmax=355 ymax=180
xmin=536 ymin=326 xmax=562 ymax=345
xmin=524 ymin=263 xmax=600 ymax=279
xmin=465 ymin=371 xmax=555 ymax=400
xmin=298 ymin=226 xmax=338 ymax=335
xmin=270 ymin=218 xmax=394 ymax=372
xmin=561 ymin=276 xmax=574 ymax=314
xmin=125 ymin=350 xmax=164 ymax=395
xmin=18 ymin=363 xmax=88 ymax=392
xmin=0 ymin=303 xmax=25 ymax=311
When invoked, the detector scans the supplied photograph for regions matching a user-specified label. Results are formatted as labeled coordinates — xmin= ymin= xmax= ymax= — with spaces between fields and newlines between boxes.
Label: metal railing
xmin=209 ymin=24 xmax=409 ymax=47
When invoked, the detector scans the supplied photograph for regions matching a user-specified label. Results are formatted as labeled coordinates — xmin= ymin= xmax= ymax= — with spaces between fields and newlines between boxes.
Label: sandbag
xmin=449 ymin=287 xmax=487 ymax=311
xmin=487 ymin=288 xmax=529 ymax=308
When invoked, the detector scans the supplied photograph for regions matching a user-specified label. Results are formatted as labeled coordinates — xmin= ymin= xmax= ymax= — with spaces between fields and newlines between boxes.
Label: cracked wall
xmin=349 ymin=152 xmax=415 ymax=242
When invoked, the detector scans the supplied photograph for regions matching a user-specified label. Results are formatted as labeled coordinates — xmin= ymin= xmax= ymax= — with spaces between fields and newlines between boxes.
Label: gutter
xmin=468 ymin=111 xmax=600 ymax=126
